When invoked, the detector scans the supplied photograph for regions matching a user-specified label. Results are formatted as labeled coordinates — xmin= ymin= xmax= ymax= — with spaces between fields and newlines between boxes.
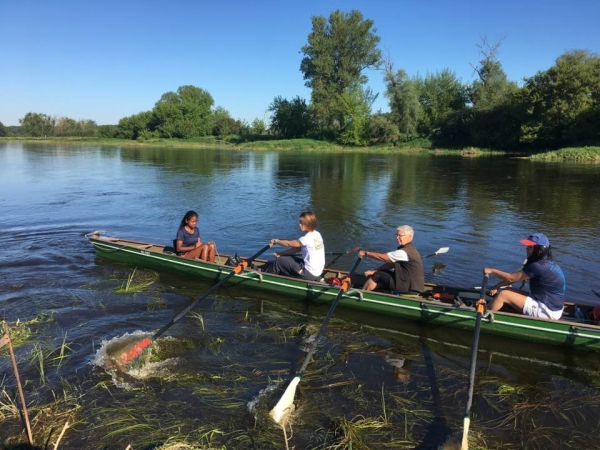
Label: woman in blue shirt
xmin=175 ymin=210 xmax=216 ymax=262
xmin=484 ymin=233 xmax=566 ymax=320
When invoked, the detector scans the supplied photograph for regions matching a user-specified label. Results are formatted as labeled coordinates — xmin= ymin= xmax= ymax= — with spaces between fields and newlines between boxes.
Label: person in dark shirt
xmin=359 ymin=225 xmax=424 ymax=294
xmin=485 ymin=232 xmax=566 ymax=320
xmin=174 ymin=210 xmax=216 ymax=262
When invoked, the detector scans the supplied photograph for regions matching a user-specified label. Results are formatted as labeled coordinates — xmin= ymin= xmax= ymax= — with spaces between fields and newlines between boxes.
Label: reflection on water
xmin=1 ymin=142 xmax=600 ymax=449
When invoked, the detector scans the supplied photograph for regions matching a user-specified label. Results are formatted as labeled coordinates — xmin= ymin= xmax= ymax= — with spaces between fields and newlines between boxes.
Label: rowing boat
xmin=86 ymin=232 xmax=600 ymax=352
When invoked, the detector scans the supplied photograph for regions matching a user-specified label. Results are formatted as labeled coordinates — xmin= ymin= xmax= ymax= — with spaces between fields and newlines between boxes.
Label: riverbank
xmin=2 ymin=136 xmax=599 ymax=161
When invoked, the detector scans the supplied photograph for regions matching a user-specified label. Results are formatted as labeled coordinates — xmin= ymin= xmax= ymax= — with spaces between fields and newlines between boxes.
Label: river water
xmin=1 ymin=142 xmax=599 ymax=449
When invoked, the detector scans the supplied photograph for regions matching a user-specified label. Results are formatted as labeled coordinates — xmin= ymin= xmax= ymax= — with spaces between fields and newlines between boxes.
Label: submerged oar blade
xmin=120 ymin=338 xmax=152 ymax=366
xmin=269 ymin=376 xmax=301 ymax=424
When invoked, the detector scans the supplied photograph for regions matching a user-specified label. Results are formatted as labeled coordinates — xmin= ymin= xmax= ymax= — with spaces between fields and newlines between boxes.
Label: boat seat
xmin=163 ymin=239 xmax=177 ymax=255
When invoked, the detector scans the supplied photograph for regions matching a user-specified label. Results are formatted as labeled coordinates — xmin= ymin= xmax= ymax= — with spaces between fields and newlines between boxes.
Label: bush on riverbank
xmin=3 ymin=136 xmax=599 ymax=162
xmin=529 ymin=146 xmax=600 ymax=162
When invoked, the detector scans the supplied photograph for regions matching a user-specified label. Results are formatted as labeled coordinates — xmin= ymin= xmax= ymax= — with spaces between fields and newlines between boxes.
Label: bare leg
xmin=199 ymin=244 xmax=209 ymax=261
xmin=184 ymin=247 xmax=203 ymax=260
xmin=363 ymin=278 xmax=377 ymax=291
xmin=488 ymin=289 xmax=528 ymax=312
xmin=207 ymin=242 xmax=216 ymax=262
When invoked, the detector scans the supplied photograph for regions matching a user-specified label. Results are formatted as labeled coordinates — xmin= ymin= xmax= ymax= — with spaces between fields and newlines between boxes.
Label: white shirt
xmin=299 ymin=230 xmax=325 ymax=276
xmin=387 ymin=248 xmax=409 ymax=262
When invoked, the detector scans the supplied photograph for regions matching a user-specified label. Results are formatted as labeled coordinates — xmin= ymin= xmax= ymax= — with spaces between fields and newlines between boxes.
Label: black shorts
xmin=371 ymin=270 xmax=395 ymax=291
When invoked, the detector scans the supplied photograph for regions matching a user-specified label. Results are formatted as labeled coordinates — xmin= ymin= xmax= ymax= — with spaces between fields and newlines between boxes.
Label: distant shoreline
xmin=2 ymin=137 xmax=599 ymax=162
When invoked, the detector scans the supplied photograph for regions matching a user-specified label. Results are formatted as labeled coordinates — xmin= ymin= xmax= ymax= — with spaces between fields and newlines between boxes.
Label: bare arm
xmin=271 ymin=238 xmax=302 ymax=257
xmin=359 ymin=250 xmax=394 ymax=271
xmin=484 ymin=267 xmax=528 ymax=289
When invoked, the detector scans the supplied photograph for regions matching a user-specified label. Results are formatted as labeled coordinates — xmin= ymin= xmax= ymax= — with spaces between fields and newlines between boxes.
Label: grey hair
xmin=396 ymin=225 xmax=414 ymax=238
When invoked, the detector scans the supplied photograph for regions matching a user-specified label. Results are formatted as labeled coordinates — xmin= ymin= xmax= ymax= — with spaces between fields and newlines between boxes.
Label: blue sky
xmin=2 ymin=0 xmax=598 ymax=126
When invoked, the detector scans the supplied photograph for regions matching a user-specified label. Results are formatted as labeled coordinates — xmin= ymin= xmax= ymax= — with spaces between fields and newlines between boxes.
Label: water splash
xmin=91 ymin=331 xmax=181 ymax=389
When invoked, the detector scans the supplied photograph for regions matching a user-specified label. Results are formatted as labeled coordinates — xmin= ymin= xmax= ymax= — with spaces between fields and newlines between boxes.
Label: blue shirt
xmin=176 ymin=226 xmax=200 ymax=251
xmin=523 ymin=259 xmax=566 ymax=311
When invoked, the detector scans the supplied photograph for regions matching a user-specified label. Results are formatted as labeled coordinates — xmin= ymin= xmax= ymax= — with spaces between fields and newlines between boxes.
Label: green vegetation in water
xmin=0 ymin=313 xmax=56 ymax=349
xmin=529 ymin=146 xmax=600 ymax=162
xmin=3 ymin=304 xmax=600 ymax=449
xmin=115 ymin=267 xmax=158 ymax=294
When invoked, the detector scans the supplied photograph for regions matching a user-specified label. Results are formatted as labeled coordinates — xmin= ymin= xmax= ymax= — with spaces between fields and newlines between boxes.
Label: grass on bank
xmin=3 ymin=136 xmax=599 ymax=161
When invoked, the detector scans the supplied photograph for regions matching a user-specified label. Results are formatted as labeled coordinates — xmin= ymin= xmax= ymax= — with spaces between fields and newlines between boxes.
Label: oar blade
xmin=425 ymin=246 xmax=450 ymax=258
xmin=461 ymin=414 xmax=470 ymax=449
xmin=269 ymin=376 xmax=300 ymax=424
xmin=120 ymin=338 xmax=152 ymax=366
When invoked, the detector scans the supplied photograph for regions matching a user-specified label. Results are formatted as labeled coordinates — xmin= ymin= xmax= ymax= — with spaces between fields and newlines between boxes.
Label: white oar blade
xmin=436 ymin=247 xmax=450 ymax=255
xmin=269 ymin=376 xmax=300 ymax=424
xmin=461 ymin=415 xmax=470 ymax=449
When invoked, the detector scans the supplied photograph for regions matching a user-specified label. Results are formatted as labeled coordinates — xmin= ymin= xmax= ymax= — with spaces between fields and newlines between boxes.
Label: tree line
xmin=4 ymin=9 xmax=599 ymax=151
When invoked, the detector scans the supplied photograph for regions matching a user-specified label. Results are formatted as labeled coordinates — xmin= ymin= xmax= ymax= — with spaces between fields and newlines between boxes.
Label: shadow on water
xmin=414 ymin=341 xmax=453 ymax=450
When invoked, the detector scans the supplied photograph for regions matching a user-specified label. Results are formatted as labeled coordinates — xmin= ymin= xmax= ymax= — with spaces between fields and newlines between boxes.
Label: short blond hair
xmin=299 ymin=211 xmax=318 ymax=231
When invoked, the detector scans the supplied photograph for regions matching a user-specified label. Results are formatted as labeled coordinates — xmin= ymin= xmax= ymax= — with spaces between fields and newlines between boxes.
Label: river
xmin=1 ymin=142 xmax=599 ymax=449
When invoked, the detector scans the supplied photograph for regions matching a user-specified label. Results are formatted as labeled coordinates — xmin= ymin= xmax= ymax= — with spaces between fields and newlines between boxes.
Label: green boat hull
xmin=87 ymin=233 xmax=600 ymax=352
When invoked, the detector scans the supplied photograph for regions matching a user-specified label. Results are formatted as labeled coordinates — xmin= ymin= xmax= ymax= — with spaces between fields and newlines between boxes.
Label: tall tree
xmin=520 ymin=49 xmax=600 ymax=147
xmin=19 ymin=112 xmax=55 ymax=137
xmin=335 ymin=85 xmax=376 ymax=145
xmin=116 ymin=111 xmax=154 ymax=140
xmin=268 ymin=95 xmax=312 ymax=138
xmin=0 ymin=121 xmax=6 ymax=137
xmin=383 ymin=56 xmax=422 ymax=141
xmin=462 ymin=36 xmax=521 ymax=149
xmin=300 ymin=9 xmax=381 ymax=138
xmin=153 ymin=85 xmax=214 ymax=138
xmin=417 ymin=69 xmax=467 ymax=136
xmin=467 ymin=36 xmax=518 ymax=110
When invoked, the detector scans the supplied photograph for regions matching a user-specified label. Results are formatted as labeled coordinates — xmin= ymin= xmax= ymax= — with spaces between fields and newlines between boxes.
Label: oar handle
xmin=298 ymin=255 xmax=363 ymax=375
xmin=464 ymin=273 xmax=489 ymax=416
xmin=151 ymin=243 xmax=273 ymax=341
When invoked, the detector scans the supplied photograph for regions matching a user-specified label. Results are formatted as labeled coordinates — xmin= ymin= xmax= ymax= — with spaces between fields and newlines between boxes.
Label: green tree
xmin=454 ymin=37 xmax=522 ymax=149
xmin=96 ymin=125 xmax=118 ymax=138
xmin=116 ymin=111 xmax=154 ymax=140
xmin=153 ymin=85 xmax=214 ymax=138
xmin=268 ymin=95 xmax=312 ymax=138
xmin=335 ymin=85 xmax=376 ymax=145
xmin=417 ymin=69 xmax=467 ymax=137
xmin=520 ymin=49 xmax=600 ymax=147
xmin=250 ymin=118 xmax=267 ymax=135
xmin=55 ymin=117 xmax=78 ymax=136
xmin=0 ymin=121 xmax=6 ymax=137
xmin=383 ymin=57 xmax=422 ymax=141
xmin=368 ymin=113 xmax=400 ymax=145
xmin=300 ymin=9 xmax=382 ymax=138
xmin=467 ymin=37 xmax=518 ymax=110
xmin=19 ymin=112 xmax=55 ymax=137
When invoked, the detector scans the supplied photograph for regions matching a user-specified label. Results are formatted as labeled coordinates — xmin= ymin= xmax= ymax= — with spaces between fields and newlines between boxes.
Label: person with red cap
xmin=484 ymin=232 xmax=566 ymax=319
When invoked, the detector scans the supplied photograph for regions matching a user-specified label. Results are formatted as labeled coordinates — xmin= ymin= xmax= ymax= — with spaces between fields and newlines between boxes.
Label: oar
xmin=461 ymin=272 xmax=489 ymax=450
xmin=425 ymin=247 xmax=450 ymax=258
xmin=324 ymin=246 xmax=360 ymax=269
xmin=270 ymin=255 xmax=363 ymax=424
xmin=119 ymin=243 xmax=273 ymax=367
xmin=425 ymin=247 xmax=449 ymax=258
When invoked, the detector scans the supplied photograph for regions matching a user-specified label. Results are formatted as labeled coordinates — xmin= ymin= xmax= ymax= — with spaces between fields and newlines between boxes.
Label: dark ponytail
xmin=525 ymin=245 xmax=553 ymax=265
